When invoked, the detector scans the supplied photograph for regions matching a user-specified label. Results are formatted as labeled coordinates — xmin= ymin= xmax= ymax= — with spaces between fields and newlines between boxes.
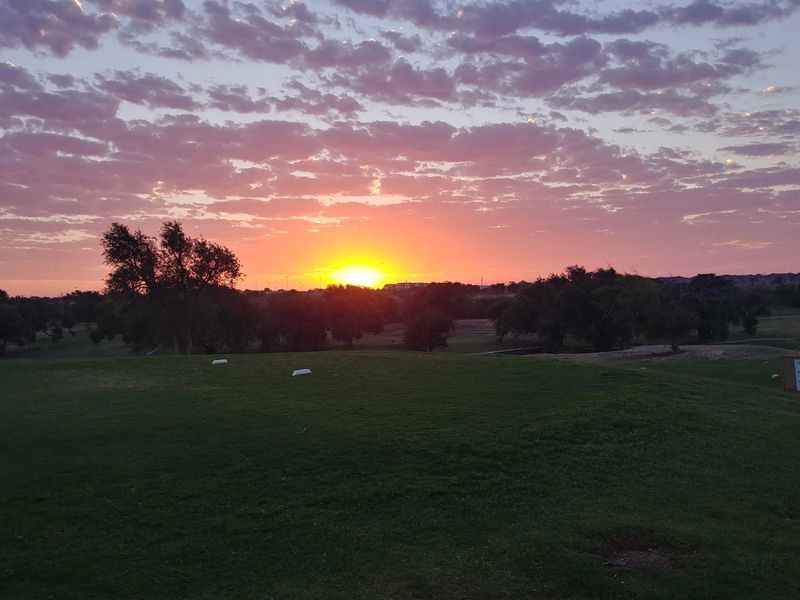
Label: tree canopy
xmin=98 ymin=221 xmax=242 ymax=353
xmin=490 ymin=268 xmax=768 ymax=353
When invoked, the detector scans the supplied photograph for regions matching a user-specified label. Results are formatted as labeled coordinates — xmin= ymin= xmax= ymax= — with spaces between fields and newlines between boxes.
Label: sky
xmin=0 ymin=0 xmax=798 ymax=295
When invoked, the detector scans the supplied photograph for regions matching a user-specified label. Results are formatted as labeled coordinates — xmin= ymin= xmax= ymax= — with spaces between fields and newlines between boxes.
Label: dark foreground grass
xmin=2 ymin=352 xmax=800 ymax=599
xmin=629 ymin=357 xmax=787 ymax=390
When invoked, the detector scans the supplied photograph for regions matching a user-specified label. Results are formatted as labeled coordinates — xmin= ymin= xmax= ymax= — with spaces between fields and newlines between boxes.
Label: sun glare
xmin=330 ymin=265 xmax=385 ymax=288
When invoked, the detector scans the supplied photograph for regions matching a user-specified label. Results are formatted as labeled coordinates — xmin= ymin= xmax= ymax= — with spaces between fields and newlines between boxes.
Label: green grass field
xmin=5 ymin=326 xmax=132 ymax=361
xmin=2 ymin=351 xmax=800 ymax=599
xmin=728 ymin=308 xmax=800 ymax=351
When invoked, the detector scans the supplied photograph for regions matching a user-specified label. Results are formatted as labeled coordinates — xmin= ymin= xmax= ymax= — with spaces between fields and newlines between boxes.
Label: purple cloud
xmin=47 ymin=73 xmax=77 ymax=88
xmin=453 ymin=37 xmax=605 ymax=97
xmin=702 ymin=109 xmax=800 ymax=137
xmin=202 ymin=0 xmax=307 ymax=63
xmin=304 ymin=39 xmax=392 ymax=70
xmin=719 ymin=142 xmax=795 ymax=156
xmin=456 ymin=1 xmax=660 ymax=37
xmin=381 ymin=30 xmax=423 ymax=53
xmin=207 ymin=85 xmax=272 ymax=114
xmin=329 ymin=59 xmax=457 ymax=104
xmin=119 ymin=30 xmax=212 ymax=62
xmin=207 ymin=83 xmax=363 ymax=118
xmin=331 ymin=0 xmax=800 ymax=38
xmin=332 ymin=0 xmax=442 ymax=27
xmin=268 ymin=1 xmax=318 ymax=24
xmin=667 ymin=0 xmax=800 ymax=26
xmin=332 ymin=0 xmax=391 ymax=18
xmin=447 ymin=33 xmax=549 ymax=58
xmin=96 ymin=70 xmax=200 ymax=110
xmin=0 ymin=62 xmax=41 ymax=90
xmin=0 ymin=85 xmax=120 ymax=123
xmin=274 ymin=82 xmax=364 ymax=118
xmin=600 ymin=44 xmax=760 ymax=91
xmin=87 ymin=0 xmax=185 ymax=21
xmin=0 ymin=0 xmax=117 ymax=56
xmin=549 ymin=89 xmax=718 ymax=117
xmin=2 ymin=131 xmax=108 ymax=157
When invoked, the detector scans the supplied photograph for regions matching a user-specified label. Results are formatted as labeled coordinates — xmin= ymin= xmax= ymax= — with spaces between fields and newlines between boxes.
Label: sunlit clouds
xmin=0 ymin=0 xmax=798 ymax=293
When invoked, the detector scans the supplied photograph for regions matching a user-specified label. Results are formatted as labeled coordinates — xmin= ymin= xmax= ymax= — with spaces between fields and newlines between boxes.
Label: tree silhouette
xmin=101 ymin=221 xmax=242 ymax=353
xmin=0 ymin=294 xmax=25 ymax=357
xmin=404 ymin=307 xmax=454 ymax=351
xmin=324 ymin=285 xmax=387 ymax=347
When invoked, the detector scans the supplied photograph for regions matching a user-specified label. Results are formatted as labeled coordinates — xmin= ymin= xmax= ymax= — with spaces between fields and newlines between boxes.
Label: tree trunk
xmin=184 ymin=296 xmax=194 ymax=355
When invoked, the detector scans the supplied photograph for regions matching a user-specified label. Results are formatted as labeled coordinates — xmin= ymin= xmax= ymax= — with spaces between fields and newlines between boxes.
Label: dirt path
xmin=526 ymin=343 xmax=789 ymax=364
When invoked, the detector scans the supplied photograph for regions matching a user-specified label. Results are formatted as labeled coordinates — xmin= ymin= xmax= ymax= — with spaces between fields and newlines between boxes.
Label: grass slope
xmin=1 ymin=352 xmax=799 ymax=599
xmin=729 ymin=308 xmax=800 ymax=351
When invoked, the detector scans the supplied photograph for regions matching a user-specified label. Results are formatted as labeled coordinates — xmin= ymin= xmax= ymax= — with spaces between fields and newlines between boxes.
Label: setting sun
xmin=330 ymin=265 xmax=385 ymax=288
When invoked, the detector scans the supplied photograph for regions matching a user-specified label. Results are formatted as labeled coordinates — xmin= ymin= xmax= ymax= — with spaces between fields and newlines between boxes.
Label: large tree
xmin=403 ymin=307 xmax=454 ymax=351
xmin=684 ymin=274 xmax=739 ymax=343
xmin=402 ymin=285 xmax=457 ymax=351
xmin=101 ymin=221 xmax=242 ymax=353
xmin=491 ymin=267 xmax=766 ymax=354
xmin=324 ymin=285 xmax=388 ymax=347
xmin=645 ymin=286 xmax=697 ymax=353
xmin=0 ymin=294 xmax=25 ymax=357
xmin=258 ymin=291 xmax=328 ymax=352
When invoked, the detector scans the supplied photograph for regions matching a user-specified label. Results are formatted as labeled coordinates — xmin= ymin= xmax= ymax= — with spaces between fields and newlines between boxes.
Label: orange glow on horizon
xmin=329 ymin=264 xmax=386 ymax=288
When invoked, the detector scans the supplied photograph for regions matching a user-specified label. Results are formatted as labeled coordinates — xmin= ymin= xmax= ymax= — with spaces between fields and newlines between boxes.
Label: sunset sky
xmin=1 ymin=0 xmax=798 ymax=295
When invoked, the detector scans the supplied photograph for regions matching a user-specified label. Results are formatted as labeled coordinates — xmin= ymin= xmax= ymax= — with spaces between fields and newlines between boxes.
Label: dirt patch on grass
xmin=534 ymin=343 xmax=787 ymax=364
xmin=597 ymin=529 xmax=690 ymax=574
xmin=605 ymin=548 xmax=674 ymax=572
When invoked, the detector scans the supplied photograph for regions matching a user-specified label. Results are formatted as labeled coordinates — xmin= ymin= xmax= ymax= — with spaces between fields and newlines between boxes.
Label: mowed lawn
xmin=1 ymin=352 xmax=800 ymax=599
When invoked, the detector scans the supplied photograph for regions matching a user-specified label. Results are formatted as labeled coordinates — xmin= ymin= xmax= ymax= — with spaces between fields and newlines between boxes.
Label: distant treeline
xmin=0 ymin=223 xmax=471 ymax=356
xmin=0 ymin=289 xmax=103 ymax=356
xmin=490 ymin=266 xmax=773 ymax=353
xmin=2 ymin=221 xmax=799 ymax=357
